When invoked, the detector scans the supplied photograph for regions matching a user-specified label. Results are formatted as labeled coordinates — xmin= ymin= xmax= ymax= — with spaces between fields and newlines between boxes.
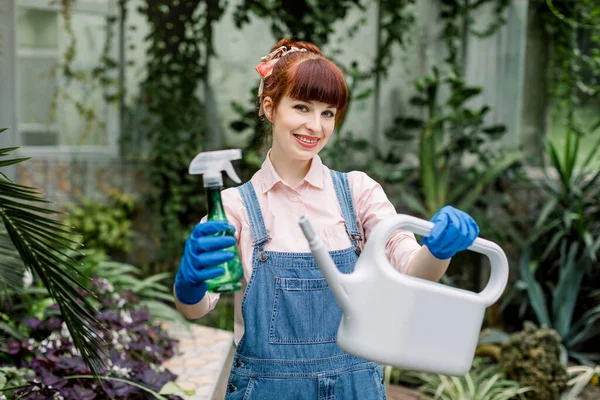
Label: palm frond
xmin=0 ymin=138 xmax=107 ymax=375
xmin=0 ymin=229 xmax=25 ymax=295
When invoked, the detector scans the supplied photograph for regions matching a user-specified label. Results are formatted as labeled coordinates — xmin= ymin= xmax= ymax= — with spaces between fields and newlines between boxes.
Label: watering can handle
xmin=376 ymin=214 xmax=509 ymax=307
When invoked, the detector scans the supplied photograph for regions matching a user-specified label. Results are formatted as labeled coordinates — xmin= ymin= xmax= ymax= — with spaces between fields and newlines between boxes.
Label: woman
xmin=173 ymin=38 xmax=479 ymax=399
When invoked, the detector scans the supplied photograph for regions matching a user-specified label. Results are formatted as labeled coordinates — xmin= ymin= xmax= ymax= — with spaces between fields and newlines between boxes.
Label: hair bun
xmin=270 ymin=38 xmax=321 ymax=56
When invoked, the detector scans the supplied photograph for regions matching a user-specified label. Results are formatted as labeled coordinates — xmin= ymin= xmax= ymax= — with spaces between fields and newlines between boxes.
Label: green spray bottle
xmin=189 ymin=149 xmax=243 ymax=293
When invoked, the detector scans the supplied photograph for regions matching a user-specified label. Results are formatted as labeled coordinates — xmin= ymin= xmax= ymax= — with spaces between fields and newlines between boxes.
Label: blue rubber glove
xmin=174 ymin=220 xmax=236 ymax=305
xmin=422 ymin=205 xmax=480 ymax=260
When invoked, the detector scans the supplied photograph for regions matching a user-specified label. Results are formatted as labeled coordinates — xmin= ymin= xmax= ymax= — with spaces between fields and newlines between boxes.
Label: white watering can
xmin=298 ymin=214 xmax=509 ymax=377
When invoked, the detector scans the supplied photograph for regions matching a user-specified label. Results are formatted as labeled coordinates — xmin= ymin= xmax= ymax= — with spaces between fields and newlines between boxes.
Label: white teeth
xmin=294 ymin=135 xmax=317 ymax=144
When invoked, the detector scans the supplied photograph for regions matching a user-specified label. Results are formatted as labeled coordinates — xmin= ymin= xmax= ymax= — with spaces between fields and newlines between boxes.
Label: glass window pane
xmin=17 ymin=8 xmax=58 ymax=50
xmin=57 ymin=12 xmax=110 ymax=146
xmin=21 ymin=131 xmax=59 ymax=146
xmin=18 ymin=57 xmax=57 ymax=125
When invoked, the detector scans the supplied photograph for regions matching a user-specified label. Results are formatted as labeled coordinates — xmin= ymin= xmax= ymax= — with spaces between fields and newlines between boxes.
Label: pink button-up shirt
xmin=204 ymin=153 xmax=421 ymax=345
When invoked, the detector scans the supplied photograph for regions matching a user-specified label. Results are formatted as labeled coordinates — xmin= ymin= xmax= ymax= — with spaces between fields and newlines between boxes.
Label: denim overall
xmin=224 ymin=170 xmax=386 ymax=400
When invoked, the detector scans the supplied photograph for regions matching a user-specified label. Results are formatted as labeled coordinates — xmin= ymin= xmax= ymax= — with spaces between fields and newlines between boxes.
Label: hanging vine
xmin=53 ymin=0 xmax=122 ymax=145
xmin=437 ymin=0 xmax=510 ymax=74
xmin=138 ymin=0 xmax=206 ymax=267
xmin=536 ymin=0 xmax=600 ymax=120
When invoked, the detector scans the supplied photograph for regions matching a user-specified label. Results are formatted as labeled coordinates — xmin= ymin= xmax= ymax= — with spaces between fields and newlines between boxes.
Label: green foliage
xmin=379 ymin=67 xmax=521 ymax=218
xmin=438 ymin=0 xmax=510 ymax=71
xmin=64 ymin=190 xmax=136 ymax=255
xmin=499 ymin=321 xmax=568 ymax=400
xmin=373 ymin=0 xmax=416 ymax=77
xmin=404 ymin=357 xmax=531 ymax=400
xmin=501 ymin=125 xmax=600 ymax=364
xmin=534 ymin=0 xmax=600 ymax=111
xmin=139 ymin=0 xmax=209 ymax=266
xmin=534 ymin=0 xmax=600 ymax=166
xmin=75 ymin=250 xmax=189 ymax=325
xmin=228 ymin=85 xmax=271 ymax=182
xmin=232 ymin=0 xmax=366 ymax=48
xmin=0 ymin=129 xmax=106 ymax=375
xmin=0 ymin=366 xmax=35 ymax=399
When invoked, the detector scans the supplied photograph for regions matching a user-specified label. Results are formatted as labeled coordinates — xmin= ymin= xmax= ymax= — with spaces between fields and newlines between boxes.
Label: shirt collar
xmin=260 ymin=150 xmax=325 ymax=193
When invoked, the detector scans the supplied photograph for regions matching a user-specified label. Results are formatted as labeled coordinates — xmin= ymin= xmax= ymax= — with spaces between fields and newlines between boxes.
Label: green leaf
xmin=141 ymin=300 xmax=190 ymax=325
xmin=30 ymin=298 xmax=56 ymax=321
xmin=539 ymin=230 xmax=565 ymax=262
xmin=548 ymin=141 xmax=568 ymax=186
xmin=230 ymin=121 xmax=250 ymax=132
xmin=566 ymin=305 xmax=600 ymax=347
xmin=393 ymin=117 xmax=424 ymax=131
xmin=480 ymin=124 xmax=506 ymax=136
xmin=353 ymin=88 xmax=373 ymax=101
xmin=410 ymin=96 xmax=429 ymax=107
xmin=0 ymin=321 xmax=24 ymax=340
xmin=534 ymin=198 xmax=558 ymax=231
xmin=397 ymin=191 xmax=428 ymax=218
xmin=519 ymin=251 xmax=551 ymax=326
xmin=478 ymin=328 xmax=510 ymax=346
xmin=447 ymin=87 xmax=482 ymax=107
xmin=453 ymin=151 xmax=521 ymax=210
xmin=131 ymin=272 xmax=172 ymax=293
xmin=552 ymin=242 xmax=583 ymax=338
xmin=0 ymin=158 xmax=31 ymax=168
xmin=420 ymin=125 xmax=437 ymax=215
xmin=159 ymin=381 xmax=196 ymax=396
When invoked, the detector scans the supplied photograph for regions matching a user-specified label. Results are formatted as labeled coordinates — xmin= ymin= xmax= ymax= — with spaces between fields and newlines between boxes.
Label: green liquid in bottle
xmin=205 ymin=186 xmax=243 ymax=293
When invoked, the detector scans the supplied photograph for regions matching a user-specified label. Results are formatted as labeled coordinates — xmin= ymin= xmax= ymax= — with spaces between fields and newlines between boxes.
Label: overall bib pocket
xmin=269 ymin=277 xmax=343 ymax=344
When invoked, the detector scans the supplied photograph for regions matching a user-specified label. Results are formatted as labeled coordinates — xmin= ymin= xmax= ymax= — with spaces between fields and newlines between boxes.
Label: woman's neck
xmin=269 ymin=149 xmax=312 ymax=188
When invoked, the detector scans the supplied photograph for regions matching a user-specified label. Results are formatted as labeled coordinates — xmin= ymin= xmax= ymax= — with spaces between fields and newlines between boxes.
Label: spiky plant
xmin=405 ymin=358 xmax=532 ymax=400
xmin=0 ymin=127 xmax=106 ymax=374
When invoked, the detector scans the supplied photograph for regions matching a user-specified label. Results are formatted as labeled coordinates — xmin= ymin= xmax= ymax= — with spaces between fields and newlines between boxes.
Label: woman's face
xmin=264 ymin=95 xmax=337 ymax=162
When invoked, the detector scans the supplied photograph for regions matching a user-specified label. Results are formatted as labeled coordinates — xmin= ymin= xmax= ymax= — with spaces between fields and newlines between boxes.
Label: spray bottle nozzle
xmin=189 ymin=149 xmax=242 ymax=187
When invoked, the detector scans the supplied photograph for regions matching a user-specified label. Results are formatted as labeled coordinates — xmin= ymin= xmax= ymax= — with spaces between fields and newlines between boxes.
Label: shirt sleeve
xmin=199 ymin=187 xmax=245 ymax=311
xmin=348 ymin=171 xmax=421 ymax=274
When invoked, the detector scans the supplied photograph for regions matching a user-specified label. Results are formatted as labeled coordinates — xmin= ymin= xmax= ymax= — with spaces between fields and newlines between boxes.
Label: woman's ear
xmin=262 ymin=96 xmax=274 ymax=122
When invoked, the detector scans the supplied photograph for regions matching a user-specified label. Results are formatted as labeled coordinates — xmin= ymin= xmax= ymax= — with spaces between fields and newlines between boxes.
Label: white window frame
xmin=14 ymin=0 xmax=120 ymax=159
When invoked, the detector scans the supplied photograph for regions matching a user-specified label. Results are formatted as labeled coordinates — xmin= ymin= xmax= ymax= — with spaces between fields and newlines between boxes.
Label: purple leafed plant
xmin=1 ymin=278 xmax=183 ymax=399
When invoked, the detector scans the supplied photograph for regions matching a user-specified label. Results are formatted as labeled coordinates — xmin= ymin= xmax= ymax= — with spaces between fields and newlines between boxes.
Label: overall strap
xmin=330 ymin=170 xmax=362 ymax=252
xmin=237 ymin=181 xmax=271 ymax=257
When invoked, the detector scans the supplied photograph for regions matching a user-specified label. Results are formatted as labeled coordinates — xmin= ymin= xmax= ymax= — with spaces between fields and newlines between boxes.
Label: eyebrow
xmin=294 ymin=99 xmax=337 ymax=109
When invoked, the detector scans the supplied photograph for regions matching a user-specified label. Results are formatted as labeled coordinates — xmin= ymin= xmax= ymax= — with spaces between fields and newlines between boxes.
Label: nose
xmin=304 ymin=111 xmax=322 ymax=133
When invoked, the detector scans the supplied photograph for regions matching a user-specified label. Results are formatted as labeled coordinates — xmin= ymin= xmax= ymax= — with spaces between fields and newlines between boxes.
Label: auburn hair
xmin=260 ymin=38 xmax=349 ymax=127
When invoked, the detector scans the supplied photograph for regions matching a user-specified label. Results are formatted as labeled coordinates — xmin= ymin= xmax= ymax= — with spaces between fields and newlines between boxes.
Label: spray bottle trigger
xmin=224 ymin=162 xmax=241 ymax=184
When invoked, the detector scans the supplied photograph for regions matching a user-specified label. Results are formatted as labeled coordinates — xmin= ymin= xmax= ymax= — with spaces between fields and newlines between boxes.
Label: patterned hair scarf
xmin=255 ymin=46 xmax=308 ymax=116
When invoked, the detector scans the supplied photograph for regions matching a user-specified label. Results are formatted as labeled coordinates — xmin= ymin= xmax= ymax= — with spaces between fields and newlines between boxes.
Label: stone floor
xmin=162 ymin=323 xmax=235 ymax=400
xmin=162 ymin=322 xmax=422 ymax=400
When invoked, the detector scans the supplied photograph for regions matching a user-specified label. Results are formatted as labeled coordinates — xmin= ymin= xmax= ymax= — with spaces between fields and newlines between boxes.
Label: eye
xmin=294 ymin=104 xmax=308 ymax=112
xmin=323 ymin=110 xmax=335 ymax=118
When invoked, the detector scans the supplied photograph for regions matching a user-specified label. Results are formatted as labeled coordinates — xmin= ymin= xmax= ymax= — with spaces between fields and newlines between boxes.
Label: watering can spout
xmin=299 ymin=216 xmax=351 ymax=312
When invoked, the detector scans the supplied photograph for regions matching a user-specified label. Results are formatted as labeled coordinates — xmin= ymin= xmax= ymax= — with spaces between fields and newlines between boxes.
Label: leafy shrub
xmin=74 ymin=250 xmax=187 ymax=326
xmin=0 ymin=278 xmax=183 ymax=399
xmin=403 ymin=357 xmax=531 ymax=400
xmin=64 ymin=189 xmax=136 ymax=255
xmin=500 ymin=321 xmax=568 ymax=400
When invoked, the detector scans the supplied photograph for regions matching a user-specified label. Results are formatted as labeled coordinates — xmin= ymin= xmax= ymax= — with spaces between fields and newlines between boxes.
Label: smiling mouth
xmin=293 ymin=134 xmax=319 ymax=144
